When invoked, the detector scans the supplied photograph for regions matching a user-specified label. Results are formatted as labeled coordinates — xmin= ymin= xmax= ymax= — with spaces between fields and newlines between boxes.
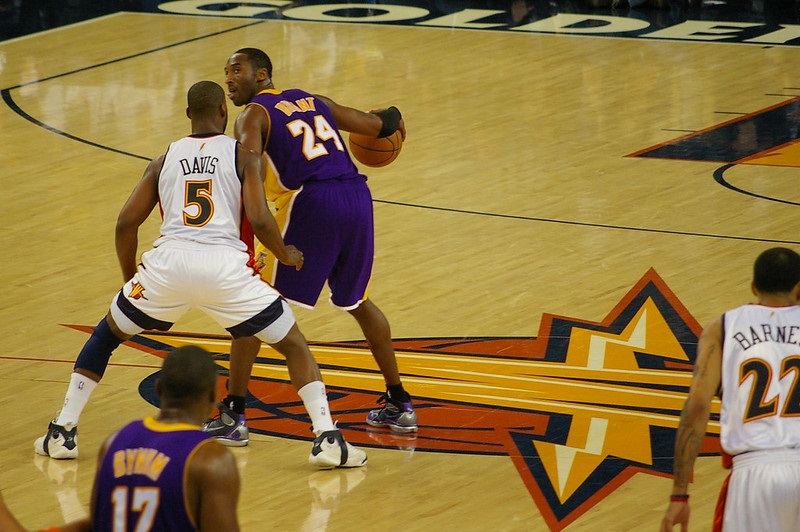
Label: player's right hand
xmin=281 ymin=245 xmax=304 ymax=271
xmin=660 ymin=501 xmax=689 ymax=532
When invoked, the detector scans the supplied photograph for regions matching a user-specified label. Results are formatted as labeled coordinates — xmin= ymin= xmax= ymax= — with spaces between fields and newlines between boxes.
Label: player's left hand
xmin=369 ymin=108 xmax=406 ymax=141
xmin=280 ymin=245 xmax=304 ymax=271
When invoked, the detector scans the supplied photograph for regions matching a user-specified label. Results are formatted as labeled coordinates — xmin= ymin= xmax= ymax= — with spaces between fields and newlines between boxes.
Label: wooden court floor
xmin=2 ymin=10 xmax=800 ymax=532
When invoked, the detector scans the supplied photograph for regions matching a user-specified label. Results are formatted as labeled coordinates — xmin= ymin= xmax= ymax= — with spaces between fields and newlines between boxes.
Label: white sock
xmin=297 ymin=381 xmax=335 ymax=434
xmin=55 ymin=373 xmax=98 ymax=427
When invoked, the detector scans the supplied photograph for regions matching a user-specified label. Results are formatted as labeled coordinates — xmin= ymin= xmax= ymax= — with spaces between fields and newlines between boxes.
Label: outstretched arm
xmin=316 ymin=94 xmax=406 ymax=140
xmin=115 ymin=156 xmax=162 ymax=282
xmin=660 ymin=316 xmax=722 ymax=531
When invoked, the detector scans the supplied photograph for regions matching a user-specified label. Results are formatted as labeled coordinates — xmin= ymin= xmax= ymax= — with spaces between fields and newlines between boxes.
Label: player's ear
xmin=751 ymin=281 xmax=758 ymax=297
xmin=256 ymin=66 xmax=269 ymax=84
xmin=155 ymin=378 xmax=162 ymax=398
xmin=186 ymin=107 xmax=191 ymax=120
xmin=792 ymin=282 xmax=800 ymax=303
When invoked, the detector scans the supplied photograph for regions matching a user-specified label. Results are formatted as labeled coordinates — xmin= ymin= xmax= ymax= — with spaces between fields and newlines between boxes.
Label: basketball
xmin=348 ymin=130 xmax=403 ymax=168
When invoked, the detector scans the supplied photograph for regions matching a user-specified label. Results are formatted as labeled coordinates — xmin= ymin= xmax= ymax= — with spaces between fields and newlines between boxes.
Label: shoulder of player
xmin=235 ymin=103 xmax=270 ymax=133
xmin=190 ymin=438 xmax=236 ymax=467
xmin=147 ymin=153 xmax=167 ymax=172
xmin=96 ymin=429 xmax=120 ymax=462
xmin=239 ymin=100 xmax=269 ymax=118
xmin=189 ymin=438 xmax=238 ymax=477
xmin=699 ymin=315 xmax=723 ymax=344
xmin=312 ymin=93 xmax=335 ymax=109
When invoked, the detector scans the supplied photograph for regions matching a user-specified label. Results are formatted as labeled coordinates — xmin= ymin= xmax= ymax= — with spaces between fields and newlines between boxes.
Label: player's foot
xmin=34 ymin=421 xmax=78 ymax=460
xmin=202 ymin=402 xmax=249 ymax=447
xmin=366 ymin=394 xmax=418 ymax=433
xmin=309 ymin=429 xmax=367 ymax=469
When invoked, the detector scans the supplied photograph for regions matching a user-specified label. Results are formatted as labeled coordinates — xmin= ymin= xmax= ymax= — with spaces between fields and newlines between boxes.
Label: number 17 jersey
xmin=93 ymin=417 xmax=214 ymax=531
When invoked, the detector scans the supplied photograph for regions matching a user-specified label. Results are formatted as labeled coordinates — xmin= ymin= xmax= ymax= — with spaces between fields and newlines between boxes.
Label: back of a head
xmin=753 ymin=247 xmax=800 ymax=294
xmin=187 ymin=80 xmax=225 ymax=118
xmin=159 ymin=346 xmax=218 ymax=404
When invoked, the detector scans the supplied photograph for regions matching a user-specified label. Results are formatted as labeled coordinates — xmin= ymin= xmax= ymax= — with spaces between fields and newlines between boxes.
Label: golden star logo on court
xmin=66 ymin=268 xmax=722 ymax=531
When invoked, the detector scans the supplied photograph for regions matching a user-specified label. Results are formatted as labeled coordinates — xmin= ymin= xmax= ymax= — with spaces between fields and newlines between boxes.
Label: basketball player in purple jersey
xmin=204 ymin=48 xmax=417 ymax=443
xmin=93 ymin=346 xmax=239 ymax=531
xmin=4 ymin=346 xmax=239 ymax=531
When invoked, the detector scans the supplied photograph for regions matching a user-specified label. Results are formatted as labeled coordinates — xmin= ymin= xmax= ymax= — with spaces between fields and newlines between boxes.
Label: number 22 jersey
xmin=720 ymin=304 xmax=800 ymax=455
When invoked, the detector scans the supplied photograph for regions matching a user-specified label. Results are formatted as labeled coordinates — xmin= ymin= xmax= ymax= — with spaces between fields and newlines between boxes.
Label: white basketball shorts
xmin=109 ymin=241 xmax=295 ymax=344
xmin=722 ymin=449 xmax=800 ymax=531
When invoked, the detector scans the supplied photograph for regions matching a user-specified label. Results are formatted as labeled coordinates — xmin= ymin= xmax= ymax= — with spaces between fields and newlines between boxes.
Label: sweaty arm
xmin=188 ymin=441 xmax=241 ymax=532
xmin=315 ymin=94 xmax=406 ymax=140
xmin=115 ymin=156 xmax=162 ymax=282
xmin=239 ymin=148 xmax=303 ymax=270
xmin=233 ymin=104 xmax=269 ymax=155
xmin=660 ymin=316 xmax=722 ymax=531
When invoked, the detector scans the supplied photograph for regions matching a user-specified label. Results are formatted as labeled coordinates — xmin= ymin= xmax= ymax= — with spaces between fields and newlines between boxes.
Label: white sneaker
xmin=309 ymin=430 xmax=367 ymax=469
xmin=34 ymin=421 xmax=78 ymax=460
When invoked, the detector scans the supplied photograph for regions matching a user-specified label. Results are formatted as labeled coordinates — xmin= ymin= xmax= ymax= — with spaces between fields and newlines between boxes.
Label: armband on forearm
xmin=375 ymin=106 xmax=402 ymax=138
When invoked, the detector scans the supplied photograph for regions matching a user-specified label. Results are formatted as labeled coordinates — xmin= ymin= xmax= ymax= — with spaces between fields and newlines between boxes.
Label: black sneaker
xmin=202 ymin=402 xmax=249 ymax=447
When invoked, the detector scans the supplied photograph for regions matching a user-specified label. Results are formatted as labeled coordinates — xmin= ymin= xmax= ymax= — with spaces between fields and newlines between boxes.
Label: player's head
xmin=752 ymin=247 xmax=800 ymax=295
xmin=186 ymin=80 xmax=228 ymax=133
xmin=157 ymin=346 xmax=218 ymax=415
xmin=224 ymin=47 xmax=273 ymax=107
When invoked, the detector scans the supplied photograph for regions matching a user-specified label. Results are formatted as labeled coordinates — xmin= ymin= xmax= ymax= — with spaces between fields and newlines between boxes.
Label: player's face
xmin=224 ymin=53 xmax=258 ymax=107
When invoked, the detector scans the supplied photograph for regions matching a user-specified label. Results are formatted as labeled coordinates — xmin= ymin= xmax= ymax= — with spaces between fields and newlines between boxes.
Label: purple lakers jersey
xmin=248 ymin=88 xmax=365 ymax=202
xmin=93 ymin=417 xmax=213 ymax=531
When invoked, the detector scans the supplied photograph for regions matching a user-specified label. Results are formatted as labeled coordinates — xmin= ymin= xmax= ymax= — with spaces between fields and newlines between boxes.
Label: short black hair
xmin=187 ymin=80 xmax=224 ymax=116
xmin=236 ymin=47 xmax=273 ymax=78
xmin=753 ymin=247 xmax=800 ymax=293
xmin=159 ymin=346 xmax=218 ymax=404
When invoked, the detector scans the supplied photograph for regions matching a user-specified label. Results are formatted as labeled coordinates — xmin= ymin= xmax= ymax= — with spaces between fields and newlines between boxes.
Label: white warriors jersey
xmin=154 ymin=134 xmax=247 ymax=252
xmin=720 ymin=303 xmax=800 ymax=455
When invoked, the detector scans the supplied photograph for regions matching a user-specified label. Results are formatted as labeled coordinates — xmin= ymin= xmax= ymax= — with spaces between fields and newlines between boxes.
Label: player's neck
xmin=157 ymin=407 xmax=204 ymax=426
xmin=757 ymin=294 xmax=798 ymax=307
xmin=190 ymin=120 xmax=223 ymax=136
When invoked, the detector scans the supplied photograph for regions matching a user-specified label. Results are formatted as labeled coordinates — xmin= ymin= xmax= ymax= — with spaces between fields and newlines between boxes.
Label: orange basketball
xmin=348 ymin=130 xmax=403 ymax=168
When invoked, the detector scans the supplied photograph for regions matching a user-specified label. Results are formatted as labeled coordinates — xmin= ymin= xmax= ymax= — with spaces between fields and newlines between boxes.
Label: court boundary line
xmin=3 ymin=14 xmax=796 ymax=245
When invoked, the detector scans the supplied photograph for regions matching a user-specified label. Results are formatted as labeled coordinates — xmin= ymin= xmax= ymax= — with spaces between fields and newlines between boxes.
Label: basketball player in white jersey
xmin=34 ymin=81 xmax=366 ymax=470
xmin=661 ymin=247 xmax=800 ymax=531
